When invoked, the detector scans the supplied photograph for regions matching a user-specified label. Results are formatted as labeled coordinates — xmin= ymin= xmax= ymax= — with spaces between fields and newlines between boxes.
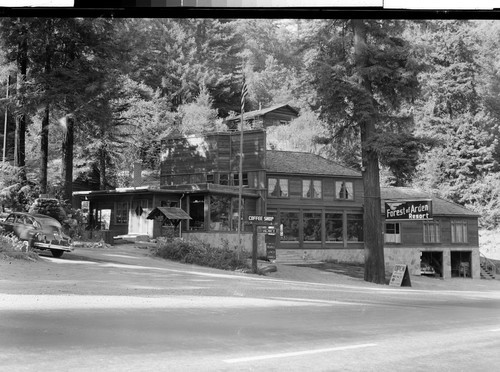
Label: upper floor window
xmin=219 ymin=173 xmax=229 ymax=186
xmin=423 ymin=221 xmax=441 ymax=243
xmin=335 ymin=181 xmax=354 ymax=200
xmin=206 ymin=174 xmax=214 ymax=184
xmin=451 ymin=220 xmax=468 ymax=243
xmin=233 ymin=173 xmax=248 ymax=186
xmin=302 ymin=179 xmax=322 ymax=199
xmin=268 ymin=178 xmax=289 ymax=198
xmin=385 ymin=222 xmax=401 ymax=244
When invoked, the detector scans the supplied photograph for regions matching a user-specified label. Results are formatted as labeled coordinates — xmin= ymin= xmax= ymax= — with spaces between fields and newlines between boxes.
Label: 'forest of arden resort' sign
xmin=385 ymin=200 xmax=432 ymax=221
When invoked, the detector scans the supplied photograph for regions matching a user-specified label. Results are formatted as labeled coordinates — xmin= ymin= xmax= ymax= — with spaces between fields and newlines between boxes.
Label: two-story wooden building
xmin=73 ymin=128 xmax=481 ymax=279
xmin=381 ymin=187 xmax=480 ymax=279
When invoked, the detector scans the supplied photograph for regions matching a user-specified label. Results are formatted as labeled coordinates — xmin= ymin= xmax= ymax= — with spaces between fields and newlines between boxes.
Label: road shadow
xmin=291 ymin=261 xmax=365 ymax=279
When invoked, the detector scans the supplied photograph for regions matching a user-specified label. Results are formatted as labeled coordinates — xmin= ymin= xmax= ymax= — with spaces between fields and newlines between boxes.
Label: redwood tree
xmin=306 ymin=19 xmax=421 ymax=284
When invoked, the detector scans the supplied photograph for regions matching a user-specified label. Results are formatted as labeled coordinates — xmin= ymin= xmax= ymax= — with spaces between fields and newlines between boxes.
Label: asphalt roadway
xmin=1 ymin=244 xmax=500 ymax=372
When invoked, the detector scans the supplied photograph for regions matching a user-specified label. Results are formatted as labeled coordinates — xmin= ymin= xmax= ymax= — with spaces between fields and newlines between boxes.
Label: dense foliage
xmin=1 ymin=18 xmax=500 ymax=231
xmin=154 ymin=238 xmax=249 ymax=271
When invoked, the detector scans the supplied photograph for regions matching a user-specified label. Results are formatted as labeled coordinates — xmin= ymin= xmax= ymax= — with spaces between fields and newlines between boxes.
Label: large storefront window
xmin=347 ymin=214 xmax=363 ymax=242
xmin=281 ymin=212 xmax=299 ymax=241
xmin=303 ymin=212 xmax=322 ymax=241
xmin=326 ymin=213 xmax=343 ymax=242
xmin=231 ymin=197 xmax=244 ymax=231
xmin=210 ymin=195 xmax=231 ymax=231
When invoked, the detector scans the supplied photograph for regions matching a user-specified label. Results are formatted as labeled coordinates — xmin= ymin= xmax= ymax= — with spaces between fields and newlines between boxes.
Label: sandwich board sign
xmin=389 ymin=264 xmax=412 ymax=287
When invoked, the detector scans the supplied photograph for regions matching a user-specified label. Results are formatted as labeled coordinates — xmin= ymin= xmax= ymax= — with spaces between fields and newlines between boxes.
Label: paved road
xmin=1 ymin=245 xmax=500 ymax=371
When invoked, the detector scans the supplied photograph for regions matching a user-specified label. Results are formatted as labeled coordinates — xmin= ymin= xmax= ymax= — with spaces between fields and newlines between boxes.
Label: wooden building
xmin=225 ymin=104 xmax=299 ymax=130
xmin=73 ymin=128 xmax=481 ymax=279
xmin=381 ymin=187 xmax=481 ymax=279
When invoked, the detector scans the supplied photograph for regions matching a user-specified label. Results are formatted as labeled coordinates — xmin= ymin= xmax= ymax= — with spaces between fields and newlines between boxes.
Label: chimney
xmin=133 ymin=161 xmax=142 ymax=187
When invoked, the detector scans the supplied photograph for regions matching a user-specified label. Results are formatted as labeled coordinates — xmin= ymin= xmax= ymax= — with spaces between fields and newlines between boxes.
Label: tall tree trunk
xmin=41 ymin=21 xmax=53 ymax=195
xmin=62 ymin=115 xmax=74 ymax=204
xmin=98 ymin=146 xmax=106 ymax=190
xmin=14 ymin=35 xmax=28 ymax=183
xmin=40 ymin=105 xmax=49 ymax=194
xmin=352 ymin=19 xmax=386 ymax=284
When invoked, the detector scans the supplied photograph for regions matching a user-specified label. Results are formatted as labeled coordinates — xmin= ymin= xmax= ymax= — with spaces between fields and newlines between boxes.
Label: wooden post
xmin=252 ymin=223 xmax=258 ymax=273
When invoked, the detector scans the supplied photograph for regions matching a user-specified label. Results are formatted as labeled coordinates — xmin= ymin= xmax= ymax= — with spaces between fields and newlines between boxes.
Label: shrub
xmin=154 ymin=237 xmax=249 ymax=271
xmin=0 ymin=233 xmax=38 ymax=261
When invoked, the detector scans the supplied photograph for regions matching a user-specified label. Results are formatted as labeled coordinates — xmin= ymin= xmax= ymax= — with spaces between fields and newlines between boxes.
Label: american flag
xmin=241 ymin=78 xmax=248 ymax=113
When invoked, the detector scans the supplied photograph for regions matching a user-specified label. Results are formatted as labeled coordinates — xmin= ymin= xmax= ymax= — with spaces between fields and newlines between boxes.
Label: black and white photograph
xmin=0 ymin=3 xmax=499 ymax=371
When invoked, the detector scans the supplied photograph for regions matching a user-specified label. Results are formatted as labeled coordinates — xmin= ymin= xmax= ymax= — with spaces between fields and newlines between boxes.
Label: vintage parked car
xmin=420 ymin=260 xmax=437 ymax=276
xmin=0 ymin=212 xmax=74 ymax=258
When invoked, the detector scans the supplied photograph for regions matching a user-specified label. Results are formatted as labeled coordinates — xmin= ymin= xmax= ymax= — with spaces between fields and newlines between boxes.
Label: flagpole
xmin=237 ymin=77 xmax=248 ymax=258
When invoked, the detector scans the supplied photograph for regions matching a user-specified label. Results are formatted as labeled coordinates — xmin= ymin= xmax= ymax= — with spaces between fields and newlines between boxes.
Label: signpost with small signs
xmin=389 ymin=264 xmax=412 ymax=287
xmin=247 ymin=215 xmax=278 ymax=272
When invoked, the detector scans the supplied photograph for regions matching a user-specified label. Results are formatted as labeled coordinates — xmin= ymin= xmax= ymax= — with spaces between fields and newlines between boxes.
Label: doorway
xmin=451 ymin=251 xmax=472 ymax=278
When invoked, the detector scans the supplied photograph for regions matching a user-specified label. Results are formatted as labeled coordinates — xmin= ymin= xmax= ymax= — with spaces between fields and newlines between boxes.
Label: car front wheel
xmin=50 ymin=249 xmax=64 ymax=258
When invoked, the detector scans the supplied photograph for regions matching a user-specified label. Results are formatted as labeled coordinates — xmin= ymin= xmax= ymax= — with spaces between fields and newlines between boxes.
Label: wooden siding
xmin=384 ymin=217 xmax=479 ymax=248
xmin=160 ymin=130 xmax=266 ymax=186
xmin=266 ymin=176 xmax=364 ymax=210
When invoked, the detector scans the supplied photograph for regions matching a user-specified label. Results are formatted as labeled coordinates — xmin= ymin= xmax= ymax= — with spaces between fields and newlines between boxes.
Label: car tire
xmin=51 ymin=249 xmax=64 ymax=258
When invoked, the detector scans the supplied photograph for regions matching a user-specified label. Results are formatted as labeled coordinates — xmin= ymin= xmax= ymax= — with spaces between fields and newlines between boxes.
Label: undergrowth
xmin=0 ymin=234 xmax=38 ymax=261
xmin=153 ymin=237 xmax=249 ymax=271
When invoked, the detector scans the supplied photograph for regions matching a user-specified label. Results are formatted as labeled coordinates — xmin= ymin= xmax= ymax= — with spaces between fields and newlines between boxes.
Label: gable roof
xmin=266 ymin=150 xmax=361 ymax=177
xmin=228 ymin=104 xmax=299 ymax=122
xmin=147 ymin=207 xmax=192 ymax=221
xmin=381 ymin=187 xmax=480 ymax=217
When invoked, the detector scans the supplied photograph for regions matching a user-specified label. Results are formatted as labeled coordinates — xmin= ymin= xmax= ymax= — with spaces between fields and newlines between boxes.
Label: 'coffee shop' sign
xmin=385 ymin=200 xmax=432 ymax=221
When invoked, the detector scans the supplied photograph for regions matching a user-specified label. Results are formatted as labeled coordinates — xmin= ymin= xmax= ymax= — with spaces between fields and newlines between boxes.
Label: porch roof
xmin=147 ymin=207 xmax=192 ymax=221
xmin=73 ymin=184 xmax=260 ymax=198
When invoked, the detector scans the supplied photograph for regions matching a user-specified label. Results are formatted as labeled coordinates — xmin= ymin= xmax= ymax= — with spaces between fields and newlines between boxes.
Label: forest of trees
xmin=1 ymin=18 xmax=500 ymax=229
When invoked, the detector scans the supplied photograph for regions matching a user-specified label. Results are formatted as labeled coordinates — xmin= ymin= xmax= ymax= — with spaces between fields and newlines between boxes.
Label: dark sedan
xmin=0 ymin=212 xmax=74 ymax=258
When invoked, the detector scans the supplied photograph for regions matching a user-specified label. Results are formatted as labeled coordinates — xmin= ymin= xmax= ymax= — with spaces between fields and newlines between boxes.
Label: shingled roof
xmin=381 ymin=187 xmax=480 ymax=217
xmin=229 ymin=104 xmax=299 ymax=122
xmin=266 ymin=150 xmax=361 ymax=177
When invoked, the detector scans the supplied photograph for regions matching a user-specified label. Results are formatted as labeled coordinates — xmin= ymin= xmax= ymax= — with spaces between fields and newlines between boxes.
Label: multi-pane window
xmin=423 ymin=221 xmax=441 ymax=243
xmin=233 ymin=173 xmax=248 ymax=186
xmin=280 ymin=212 xmax=299 ymax=241
xmin=335 ymin=181 xmax=354 ymax=200
xmin=115 ymin=202 xmax=129 ymax=224
xmin=206 ymin=174 xmax=214 ymax=184
xmin=347 ymin=214 xmax=363 ymax=241
xmin=326 ymin=213 xmax=343 ymax=242
xmin=303 ymin=212 xmax=322 ymax=241
xmin=268 ymin=178 xmax=289 ymax=198
xmin=385 ymin=223 xmax=401 ymax=243
xmin=302 ymin=180 xmax=322 ymax=199
xmin=451 ymin=220 xmax=468 ymax=243
xmin=219 ymin=173 xmax=229 ymax=186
